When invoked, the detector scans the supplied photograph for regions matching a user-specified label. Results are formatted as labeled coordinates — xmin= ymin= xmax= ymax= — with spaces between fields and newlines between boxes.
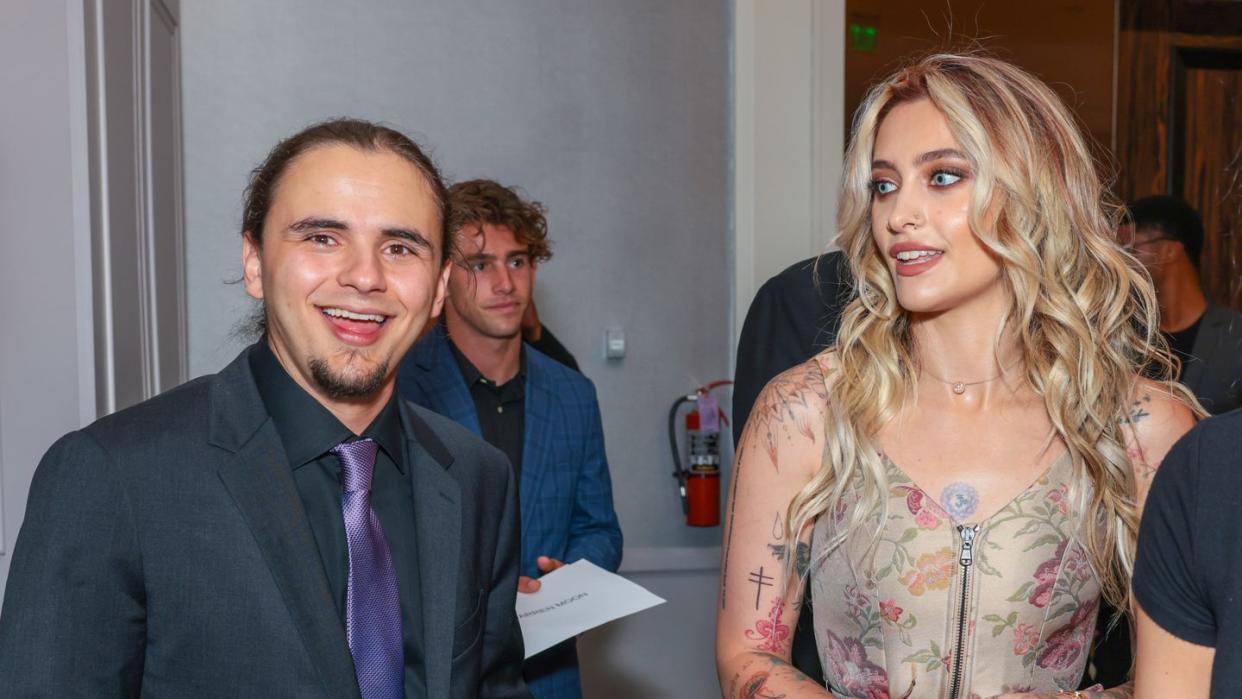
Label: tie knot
xmin=332 ymin=438 xmax=379 ymax=492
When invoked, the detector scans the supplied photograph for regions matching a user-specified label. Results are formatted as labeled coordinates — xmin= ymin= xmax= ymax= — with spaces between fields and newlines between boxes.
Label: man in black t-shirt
xmin=1122 ymin=196 xmax=1242 ymax=415
xmin=1133 ymin=409 xmax=1242 ymax=697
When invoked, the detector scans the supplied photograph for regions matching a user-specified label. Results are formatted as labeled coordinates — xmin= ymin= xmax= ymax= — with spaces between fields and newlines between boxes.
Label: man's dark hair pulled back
xmin=241 ymin=117 xmax=453 ymax=262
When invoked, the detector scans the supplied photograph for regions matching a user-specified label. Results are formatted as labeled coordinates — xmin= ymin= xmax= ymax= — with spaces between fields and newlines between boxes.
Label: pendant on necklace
xmin=952 ymin=382 xmax=966 ymax=395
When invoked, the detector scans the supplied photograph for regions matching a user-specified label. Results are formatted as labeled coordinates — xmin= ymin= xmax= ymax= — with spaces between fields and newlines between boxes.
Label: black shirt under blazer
xmin=0 ymin=344 xmax=531 ymax=698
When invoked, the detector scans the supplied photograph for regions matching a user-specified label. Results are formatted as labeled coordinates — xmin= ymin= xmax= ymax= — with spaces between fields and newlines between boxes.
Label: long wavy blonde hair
xmin=786 ymin=53 xmax=1196 ymax=612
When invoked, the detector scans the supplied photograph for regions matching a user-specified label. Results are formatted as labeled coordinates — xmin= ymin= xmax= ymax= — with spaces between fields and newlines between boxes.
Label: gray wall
xmin=182 ymin=0 xmax=732 ymax=552
xmin=0 ymin=0 xmax=96 ymax=594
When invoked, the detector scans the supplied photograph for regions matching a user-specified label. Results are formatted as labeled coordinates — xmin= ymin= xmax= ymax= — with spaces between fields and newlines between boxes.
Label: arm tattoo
xmin=729 ymin=654 xmax=823 ymax=699
xmin=723 ymin=363 xmax=825 ymax=609
xmin=767 ymin=542 xmax=811 ymax=578
xmin=1120 ymin=394 xmax=1152 ymax=425
xmin=738 ymin=671 xmax=786 ymax=698
xmin=1122 ymin=393 xmax=1156 ymax=479
xmin=720 ymin=443 xmax=746 ymax=610
xmin=744 ymin=597 xmax=792 ymax=653
xmin=745 ymin=362 xmax=829 ymax=470
xmin=748 ymin=566 xmax=775 ymax=609
xmin=1128 ymin=444 xmax=1157 ymax=480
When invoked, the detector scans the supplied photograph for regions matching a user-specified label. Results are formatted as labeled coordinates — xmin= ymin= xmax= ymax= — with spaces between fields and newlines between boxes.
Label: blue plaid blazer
xmin=397 ymin=325 xmax=623 ymax=699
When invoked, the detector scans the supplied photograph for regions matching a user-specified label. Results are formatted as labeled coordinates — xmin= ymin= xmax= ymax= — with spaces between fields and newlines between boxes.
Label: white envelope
xmin=515 ymin=559 xmax=666 ymax=658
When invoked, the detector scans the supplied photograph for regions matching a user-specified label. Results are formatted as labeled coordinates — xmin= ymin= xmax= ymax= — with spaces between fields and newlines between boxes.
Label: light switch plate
xmin=604 ymin=327 xmax=626 ymax=359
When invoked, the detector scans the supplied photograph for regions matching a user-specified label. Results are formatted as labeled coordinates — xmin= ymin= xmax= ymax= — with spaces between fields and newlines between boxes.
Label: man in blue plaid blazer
xmin=397 ymin=180 xmax=622 ymax=699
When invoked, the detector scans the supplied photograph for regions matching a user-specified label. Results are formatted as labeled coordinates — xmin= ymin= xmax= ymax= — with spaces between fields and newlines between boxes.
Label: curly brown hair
xmin=447 ymin=179 xmax=552 ymax=262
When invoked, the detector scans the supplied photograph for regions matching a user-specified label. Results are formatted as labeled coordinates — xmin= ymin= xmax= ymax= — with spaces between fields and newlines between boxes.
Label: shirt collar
xmin=249 ymin=340 xmax=406 ymax=472
xmin=360 ymin=392 xmax=405 ymax=472
xmin=448 ymin=337 xmax=527 ymax=388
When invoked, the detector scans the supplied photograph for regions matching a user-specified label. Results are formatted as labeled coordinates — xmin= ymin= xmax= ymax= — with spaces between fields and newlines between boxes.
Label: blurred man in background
xmin=1124 ymin=195 xmax=1242 ymax=415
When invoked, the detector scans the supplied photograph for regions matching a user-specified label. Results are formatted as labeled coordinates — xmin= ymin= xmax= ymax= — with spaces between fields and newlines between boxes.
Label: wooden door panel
xmin=1171 ymin=49 xmax=1242 ymax=307
xmin=1115 ymin=2 xmax=1242 ymax=310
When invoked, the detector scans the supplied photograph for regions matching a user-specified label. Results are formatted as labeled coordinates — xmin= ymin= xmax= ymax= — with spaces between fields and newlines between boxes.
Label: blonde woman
xmin=715 ymin=53 xmax=1198 ymax=699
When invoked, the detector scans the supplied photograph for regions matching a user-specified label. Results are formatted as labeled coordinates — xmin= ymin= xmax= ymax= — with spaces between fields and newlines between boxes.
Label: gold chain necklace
xmin=923 ymin=361 xmax=1022 ymax=395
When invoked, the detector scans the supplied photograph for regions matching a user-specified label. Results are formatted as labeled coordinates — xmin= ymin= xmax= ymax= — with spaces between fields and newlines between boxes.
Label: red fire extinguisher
xmin=668 ymin=381 xmax=731 ymax=527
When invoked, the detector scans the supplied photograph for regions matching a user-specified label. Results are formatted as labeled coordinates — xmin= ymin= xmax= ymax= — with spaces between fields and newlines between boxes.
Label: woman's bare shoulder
xmin=1125 ymin=377 xmax=1197 ymax=436
xmin=749 ymin=355 xmax=834 ymax=430
xmin=1124 ymin=375 xmax=1198 ymax=481
xmin=738 ymin=353 xmax=835 ymax=474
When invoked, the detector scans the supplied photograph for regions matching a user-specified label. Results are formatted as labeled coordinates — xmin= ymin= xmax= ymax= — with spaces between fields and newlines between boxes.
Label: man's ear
xmin=430 ymin=260 xmax=451 ymax=317
xmin=242 ymin=232 xmax=264 ymax=300
xmin=1169 ymin=240 xmax=1192 ymax=265
xmin=1149 ymin=239 xmax=1180 ymax=266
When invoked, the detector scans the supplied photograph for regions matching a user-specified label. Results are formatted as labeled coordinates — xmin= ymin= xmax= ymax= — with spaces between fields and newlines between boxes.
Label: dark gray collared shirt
xmin=448 ymin=339 xmax=527 ymax=483
xmin=250 ymin=342 xmax=425 ymax=697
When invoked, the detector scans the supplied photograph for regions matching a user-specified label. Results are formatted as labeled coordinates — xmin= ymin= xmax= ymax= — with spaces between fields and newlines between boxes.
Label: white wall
xmin=580 ymin=552 xmax=722 ymax=697
xmin=0 ymin=0 xmax=95 ymax=594
xmin=733 ymin=0 xmax=844 ymax=348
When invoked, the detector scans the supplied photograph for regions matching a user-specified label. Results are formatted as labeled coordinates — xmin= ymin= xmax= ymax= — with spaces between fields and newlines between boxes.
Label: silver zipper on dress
xmin=948 ymin=524 xmax=979 ymax=699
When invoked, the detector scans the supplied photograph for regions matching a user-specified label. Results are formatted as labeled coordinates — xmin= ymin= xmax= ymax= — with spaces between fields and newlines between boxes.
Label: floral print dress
xmin=809 ymin=453 xmax=1100 ymax=699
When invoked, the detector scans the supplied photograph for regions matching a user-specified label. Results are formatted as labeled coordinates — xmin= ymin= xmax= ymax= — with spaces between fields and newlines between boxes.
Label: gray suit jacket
xmin=0 ymin=345 xmax=530 ymax=698
xmin=1181 ymin=302 xmax=1242 ymax=415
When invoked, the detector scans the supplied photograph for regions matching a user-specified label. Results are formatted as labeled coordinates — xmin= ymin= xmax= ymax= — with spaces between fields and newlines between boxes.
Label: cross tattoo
xmin=748 ymin=566 xmax=774 ymax=609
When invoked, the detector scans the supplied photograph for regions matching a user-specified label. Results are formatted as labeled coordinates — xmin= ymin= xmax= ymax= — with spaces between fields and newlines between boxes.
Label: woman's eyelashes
xmin=871 ymin=179 xmax=897 ymax=195
xmin=869 ymin=166 xmax=969 ymax=197
xmin=929 ymin=168 xmax=967 ymax=187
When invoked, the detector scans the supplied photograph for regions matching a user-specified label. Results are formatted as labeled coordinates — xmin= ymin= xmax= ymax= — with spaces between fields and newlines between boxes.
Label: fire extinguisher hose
xmin=668 ymin=394 xmax=694 ymax=515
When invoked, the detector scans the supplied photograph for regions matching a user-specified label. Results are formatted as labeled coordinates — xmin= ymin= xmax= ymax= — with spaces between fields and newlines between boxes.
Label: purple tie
xmin=332 ymin=439 xmax=403 ymax=699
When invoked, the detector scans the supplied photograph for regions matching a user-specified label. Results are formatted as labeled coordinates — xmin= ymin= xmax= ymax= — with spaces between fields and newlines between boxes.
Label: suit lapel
xmin=414 ymin=326 xmax=484 ymax=436
xmin=209 ymin=349 xmax=360 ymax=699
xmin=400 ymin=402 xmax=461 ymax=698
xmin=520 ymin=356 xmax=556 ymax=539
